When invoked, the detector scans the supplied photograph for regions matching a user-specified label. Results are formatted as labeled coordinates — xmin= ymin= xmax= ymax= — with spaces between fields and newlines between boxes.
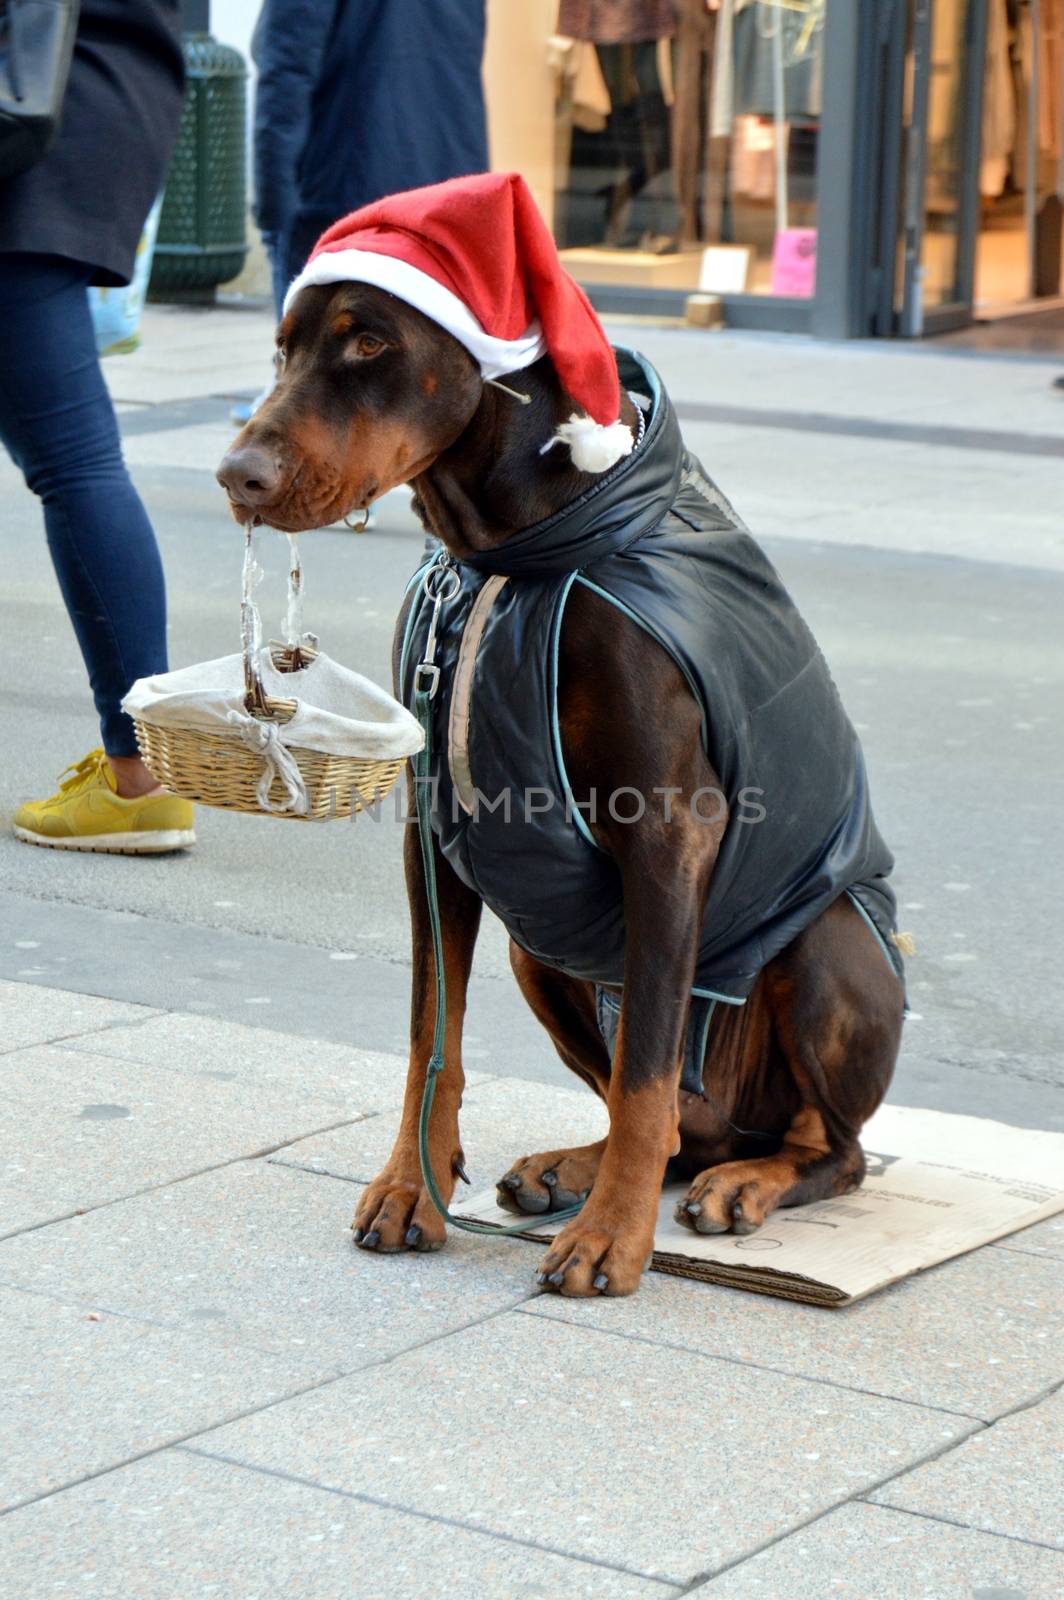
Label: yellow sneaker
xmin=14 ymin=749 xmax=195 ymax=855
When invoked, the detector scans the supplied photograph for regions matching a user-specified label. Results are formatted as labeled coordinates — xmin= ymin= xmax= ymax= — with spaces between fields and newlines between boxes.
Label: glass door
xmin=896 ymin=0 xmax=988 ymax=333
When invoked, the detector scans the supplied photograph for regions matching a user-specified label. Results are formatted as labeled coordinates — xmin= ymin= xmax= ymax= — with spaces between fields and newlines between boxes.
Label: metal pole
xmin=1027 ymin=0 xmax=1040 ymax=295
xmin=902 ymin=0 xmax=933 ymax=335
xmin=772 ymin=4 xmax=789 ymax=234
xmin=1058 ymin=0 xmax=1064 ymax=200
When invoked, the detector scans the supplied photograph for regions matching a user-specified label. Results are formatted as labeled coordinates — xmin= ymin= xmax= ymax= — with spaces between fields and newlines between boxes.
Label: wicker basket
xmin=128 ymin=533 xmax=416 ymax=821
xmin=133 ymin=667 xmax=405 ymax=820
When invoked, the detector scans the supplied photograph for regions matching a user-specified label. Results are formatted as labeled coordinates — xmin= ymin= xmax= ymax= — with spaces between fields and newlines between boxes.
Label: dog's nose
xmin=216 ymin=444 xmax=283 ymax=506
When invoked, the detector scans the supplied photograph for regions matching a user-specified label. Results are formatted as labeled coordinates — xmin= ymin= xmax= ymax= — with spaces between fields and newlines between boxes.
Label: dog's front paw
xmin=534 ymin=1209 xmax=653 ymax=1298
xmin=352 ymin=1168 xmax=447 ymax=1255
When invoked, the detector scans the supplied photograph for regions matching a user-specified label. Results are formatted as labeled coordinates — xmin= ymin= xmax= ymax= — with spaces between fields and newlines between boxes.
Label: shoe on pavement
xmin=13 ymin=749 xmax=195 ymax=855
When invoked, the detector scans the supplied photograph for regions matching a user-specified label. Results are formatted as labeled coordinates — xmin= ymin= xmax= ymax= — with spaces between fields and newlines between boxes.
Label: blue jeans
xmin=0 ymin=253 xmax=168 ymax=757
xmin=260 ymin=229 xmax=289 ymax=322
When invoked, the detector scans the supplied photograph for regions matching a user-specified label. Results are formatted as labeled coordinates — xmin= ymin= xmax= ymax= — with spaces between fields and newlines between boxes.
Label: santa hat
xmin=284 ymin=172 xmax=634 ymax=475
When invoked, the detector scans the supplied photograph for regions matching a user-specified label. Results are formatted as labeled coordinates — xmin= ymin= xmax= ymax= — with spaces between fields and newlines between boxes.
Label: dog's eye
xmin=274 ymin=342 xmax=287 ymax=369
xmin=351 ymin=333 xmax=386 ymax=359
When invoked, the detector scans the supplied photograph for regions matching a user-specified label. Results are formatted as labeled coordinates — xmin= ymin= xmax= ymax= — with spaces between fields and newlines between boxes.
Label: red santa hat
xmin=283 ymin=172 xmax=634 ymax=474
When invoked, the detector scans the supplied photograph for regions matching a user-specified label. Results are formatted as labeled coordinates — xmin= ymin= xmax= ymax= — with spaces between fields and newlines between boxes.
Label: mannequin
xmin=558 ymin=0 xmax=680 ymax=250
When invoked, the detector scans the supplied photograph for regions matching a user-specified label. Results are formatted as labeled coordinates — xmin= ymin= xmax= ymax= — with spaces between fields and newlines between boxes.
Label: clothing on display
xmin=596 ymin=41 xmax=679 ymax=246
xmin=732 ymin=0 xmax=823 ymax=120
xmin=552 ymin=0 xmax=826 ymax=280
xmin=712 ymin=2 xmax=823 ymax=236
xmin=557 ymin=0 xmax=676 ymax=46
xmin=981 ymin=0 xmax=1063 ymax=197
xmin=711 ymin=0 xmax=824 ymax=137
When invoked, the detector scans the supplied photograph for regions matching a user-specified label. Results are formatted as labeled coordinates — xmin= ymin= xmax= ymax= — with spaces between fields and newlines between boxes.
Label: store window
xmin=897 ymin=0 xmax=976 ymax=317
xmin=549 ymin=0 xmax=828 ymax=298
xmin=977 ymin=0 xmax=1064 ymax=307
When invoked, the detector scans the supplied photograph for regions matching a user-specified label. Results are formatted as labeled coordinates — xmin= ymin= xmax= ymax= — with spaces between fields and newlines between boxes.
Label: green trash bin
xmin=150 ymin=25 xmax=248 ymax=301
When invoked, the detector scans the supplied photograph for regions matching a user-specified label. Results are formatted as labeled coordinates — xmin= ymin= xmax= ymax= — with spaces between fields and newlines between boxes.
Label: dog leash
xmin=410 ymin=557 xmax=586 ymax=1237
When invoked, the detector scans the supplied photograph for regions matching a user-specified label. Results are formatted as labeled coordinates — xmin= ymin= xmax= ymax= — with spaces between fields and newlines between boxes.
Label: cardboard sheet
xmin=450 ymin=1105 xmax=1064 ymax=1306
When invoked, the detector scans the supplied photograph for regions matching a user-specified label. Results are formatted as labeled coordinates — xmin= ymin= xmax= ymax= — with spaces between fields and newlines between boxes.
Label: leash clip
xmin=414 ymin=558 xmax=461 ymax=701
xmin=413 ymin=661 xmax=441 ymax=698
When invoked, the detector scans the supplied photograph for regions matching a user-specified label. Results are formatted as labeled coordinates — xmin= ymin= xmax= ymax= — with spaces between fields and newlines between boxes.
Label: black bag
xmin=0 ymin=0 xmax=80 ymax=181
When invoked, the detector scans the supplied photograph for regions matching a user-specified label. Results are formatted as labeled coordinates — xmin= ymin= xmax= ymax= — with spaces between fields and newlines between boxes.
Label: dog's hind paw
xmin=496 ymin=1139 xmax=606 ymax=1216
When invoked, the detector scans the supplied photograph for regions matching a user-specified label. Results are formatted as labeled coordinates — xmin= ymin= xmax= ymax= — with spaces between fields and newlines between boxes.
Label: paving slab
xmin=55 ymin=1010 xmax=421 ymax=1114
xmin=0 ymin=1285 xmax=316 ymax=1511
xmin=0 ymin=1044 xmax=365 ymax=1236
xmin=995 ymin=1214 xmax=1064 ymax=1262
xmin=686 ymin=1501 xmax=1064 ymax=1598
xmin=0 ymin=1161 xmax=537 ymax=1370
xmin=122 ymin=419 xmax=245 ymax=474
xmin=519 ymin=1244 xmax=1064 ymax=1421
xmin=873 ymin=1386 xmax=1064 ymax=1550
xmin=271 ymin=1074 xmax=609 ymax=1192
xmin=197 ymin=1311 xmax=974 ymax=1586
xmin=0 ymin=1448 xmax=671 ymax=1600
xmin=0 ymin=1181 xmax=59 ymax=1235
xmin=104 ymin=306 xmax=275 ymax=406
xmin=0 ymin=978 xmax=157 ymax=1054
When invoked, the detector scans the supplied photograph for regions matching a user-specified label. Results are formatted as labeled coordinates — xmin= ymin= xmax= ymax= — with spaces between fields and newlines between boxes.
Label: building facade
xmin=486 ymin=0 xmax=1064 ymax=337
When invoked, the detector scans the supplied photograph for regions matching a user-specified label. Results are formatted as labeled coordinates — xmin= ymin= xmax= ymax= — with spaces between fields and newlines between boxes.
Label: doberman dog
xmin=217 ymin=283 xmax=905 ymax=1299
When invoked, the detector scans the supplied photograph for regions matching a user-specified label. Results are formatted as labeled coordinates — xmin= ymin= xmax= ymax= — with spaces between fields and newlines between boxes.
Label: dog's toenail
xmin=352 ymin=1227 xmax=364 ymax=1241
xmin=593 ymin=1273 xmax=608 ymax=1291
xmin=547 ymin=1270 xmax=565 ymax=1285
xmin=535 ymin=1272 xmax=547 ymax=1285
xmin=502 ymin=1175 xmax=521 ymax=1190
xmin=542 ymin=1170 xmax=556 ymax=1186
xmin=405 ymin=1225 xmax=421 ymax=1246
xmin=686 ymin=1201 xmax=702 ymax=1215
xmin=362 ymin=1229 xmax=380 ymax=1248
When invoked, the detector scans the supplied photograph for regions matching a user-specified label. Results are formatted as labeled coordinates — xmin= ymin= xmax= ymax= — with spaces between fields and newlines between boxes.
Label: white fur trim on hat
xmin=540 ymin=414 xmax=635 ymax=474
xmin=283 ymin=249 xmax=546 ymax=380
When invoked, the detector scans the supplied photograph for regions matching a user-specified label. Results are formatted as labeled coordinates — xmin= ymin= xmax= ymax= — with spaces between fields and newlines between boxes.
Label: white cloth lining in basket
xmin=123 ymin=647 xmax=425 ymax=813
xmin=122 ymin=527 xmax=424 ymax=817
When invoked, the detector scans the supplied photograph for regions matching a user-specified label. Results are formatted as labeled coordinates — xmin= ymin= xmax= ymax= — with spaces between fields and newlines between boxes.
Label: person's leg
xmin=262 ymin=227 xmax=290 ymax=323
xmin=230 ymin=229 xmax=288 ymax=425
xmin=0 ymin=253 xmax=166 ymax=790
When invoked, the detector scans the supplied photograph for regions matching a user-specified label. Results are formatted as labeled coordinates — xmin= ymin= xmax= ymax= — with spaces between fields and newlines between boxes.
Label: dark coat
xmin=0 ymin=0 xmax=184 ymax=286
xmin=401 ymin=352 xmax=902 ymax=1091
xmin=252 ymin=0 xmax=488 ymax=275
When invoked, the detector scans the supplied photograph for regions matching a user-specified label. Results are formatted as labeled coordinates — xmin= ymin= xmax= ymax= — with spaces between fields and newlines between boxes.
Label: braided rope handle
xmin=241 ymin=528 xmax=310 ymax=721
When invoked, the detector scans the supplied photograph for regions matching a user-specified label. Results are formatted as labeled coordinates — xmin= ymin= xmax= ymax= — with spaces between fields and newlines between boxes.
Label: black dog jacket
xmin=400 ymin=351 xmax=902 ymax=1093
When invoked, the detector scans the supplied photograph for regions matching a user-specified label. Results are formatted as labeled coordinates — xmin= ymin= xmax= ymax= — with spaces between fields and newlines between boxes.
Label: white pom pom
xmin=539 ymin=413 xmax=635 ymax=475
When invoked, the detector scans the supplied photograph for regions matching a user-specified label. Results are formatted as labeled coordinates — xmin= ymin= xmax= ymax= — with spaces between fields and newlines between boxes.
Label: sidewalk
xmin=2 ymin=304 xmax=1062 ymax=1594
xmin=2 ymin=979 xmax=1061 ymax=1597
xmin=100 ymin=301 xmax=1064 ymax=573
